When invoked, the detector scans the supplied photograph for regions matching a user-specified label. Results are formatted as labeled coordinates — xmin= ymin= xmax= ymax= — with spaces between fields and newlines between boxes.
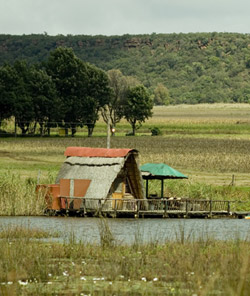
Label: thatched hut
xmin=43 ymin=147 xmax=145 ymax=213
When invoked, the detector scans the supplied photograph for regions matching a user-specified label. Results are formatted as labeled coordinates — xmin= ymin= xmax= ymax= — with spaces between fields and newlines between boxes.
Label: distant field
xmin=0 ymin=103 xmax=250 ymax=196
xmin=151 ymin=103 xmax=250 ymax=122
xmin=3 ymin=103 xmax=250 ymax=137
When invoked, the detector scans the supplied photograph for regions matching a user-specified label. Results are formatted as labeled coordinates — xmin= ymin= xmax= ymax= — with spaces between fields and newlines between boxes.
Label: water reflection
xmin=0 ymin=216 xmax=249 ymax=244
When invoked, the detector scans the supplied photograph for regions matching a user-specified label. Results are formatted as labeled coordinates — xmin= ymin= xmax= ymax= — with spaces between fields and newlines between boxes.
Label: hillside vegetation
xmin=1 ymin=32 xmax=250 ymax=104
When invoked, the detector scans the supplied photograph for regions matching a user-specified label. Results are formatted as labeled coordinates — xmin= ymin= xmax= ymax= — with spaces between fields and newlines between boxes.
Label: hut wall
xmin=55 ymin=156 xmax=125 ymax=200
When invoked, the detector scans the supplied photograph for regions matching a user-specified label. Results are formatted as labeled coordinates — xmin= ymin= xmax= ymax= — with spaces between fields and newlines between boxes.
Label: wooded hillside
xmin=1 ymin=32 xmax=250 ymax=104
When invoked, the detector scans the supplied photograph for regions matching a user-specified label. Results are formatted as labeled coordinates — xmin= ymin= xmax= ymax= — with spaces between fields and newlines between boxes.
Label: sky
xmin=0 ymin=0 xmax=250 ymax=36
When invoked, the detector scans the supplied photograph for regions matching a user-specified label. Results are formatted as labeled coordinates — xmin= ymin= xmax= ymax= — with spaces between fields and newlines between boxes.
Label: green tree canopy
xmin=46 ymin=47 xmax=111 ymax=136
xmin=12 ymin=60 xmax=35 ymax=135
xmin=46 ymin=47 xmax=89 ymax=135
xmin=0 ymin=64 xmax=17 ymax=126
xmin=123 ymin=85 xmax=153 ymax=135
xmin=153 ymin=83 xmax=170 ymax=105
xmin=2 ymin=32 xmax=250 ymax=104
xmin=28 ymin=67 xmax=58 ymax=135
xmin=0 ymin=61 xmax=58 ymax=135
xmin=82 ymin=63 xmax=111 ymax=137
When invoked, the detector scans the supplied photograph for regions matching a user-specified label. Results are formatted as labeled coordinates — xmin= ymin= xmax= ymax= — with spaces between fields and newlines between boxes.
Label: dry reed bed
xmin=0 ymin=173 xmax=47 ymax=216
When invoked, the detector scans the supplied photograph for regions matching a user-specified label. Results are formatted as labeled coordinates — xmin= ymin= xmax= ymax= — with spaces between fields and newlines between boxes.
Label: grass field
xmin=0 ymin=103 xmax=250 ymax=215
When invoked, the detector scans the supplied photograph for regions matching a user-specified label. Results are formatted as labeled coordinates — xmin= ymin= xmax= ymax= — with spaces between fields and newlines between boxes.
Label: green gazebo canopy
xmin=140 ymin=163 xmax=188 ymax=179
xmin=140 ymin=163 xmax=188 ymax=198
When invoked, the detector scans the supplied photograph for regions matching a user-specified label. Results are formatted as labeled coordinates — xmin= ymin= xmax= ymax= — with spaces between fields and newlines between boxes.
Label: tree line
xmin=1 ymin=32 xmax=250 ymax=104
xmin=0 ymin=47 xmax=153 ymax=136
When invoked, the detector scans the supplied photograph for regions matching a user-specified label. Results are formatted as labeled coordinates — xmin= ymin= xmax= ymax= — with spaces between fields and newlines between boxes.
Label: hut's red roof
xmin=65 ymin=147 xmax=136 ymax=158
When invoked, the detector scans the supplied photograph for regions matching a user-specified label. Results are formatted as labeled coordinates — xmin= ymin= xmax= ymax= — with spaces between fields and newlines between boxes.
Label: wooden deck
xmin=48 ymin=197 xmax=250 ymax=218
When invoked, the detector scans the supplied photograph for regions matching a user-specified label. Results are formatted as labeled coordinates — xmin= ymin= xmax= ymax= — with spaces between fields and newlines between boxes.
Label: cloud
xmin=0 ymin=0 xmax=250 ymax=35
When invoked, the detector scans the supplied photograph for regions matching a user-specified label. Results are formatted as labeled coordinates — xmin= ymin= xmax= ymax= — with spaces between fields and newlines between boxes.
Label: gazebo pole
xmin=107 ymin=116 xmax=111 ymax=149
xmin=146 ymin=179 xmax=148 ymax=198
xmin=161 ymin=179 xmax=164 ymax=198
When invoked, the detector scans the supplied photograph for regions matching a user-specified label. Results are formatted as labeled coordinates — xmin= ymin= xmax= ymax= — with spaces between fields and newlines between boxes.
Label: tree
xmin=46 ymin=47 xmax=89 ymax=136
xmin=46 ymin=47 xmax=111 ymax=137
xmin=123 ymin=85 xmax=153 ymax=136
xmin=82 ymin=64 xmax=111 ymax=137
xmin=153 ymin=83 xmax=170 ymax=105
xmin=0 ymin=61 xmax=57 ymax=136
xmin=28 ymin=67 xmax=58 ymax=136
xmin=12 ymin=60 xmax=35 ymax=135
xmin=101 ymin=69 xmax=139 ymax=135
xmin=0 ymin=64 xmax=17 ymax=127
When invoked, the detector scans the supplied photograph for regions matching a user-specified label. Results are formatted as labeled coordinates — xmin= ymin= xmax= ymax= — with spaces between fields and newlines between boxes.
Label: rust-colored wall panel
xmin=36 ymin=184 xmax=60 ymax=210
xmin=73 ymin=179 xmax=91 ymax=210
xmin=60 ymin=179 xmax=70 ymax=210
xmin=60 ymin=179 xmax=70 ymax=196
xmin=73 ymin=199 xmax=82 ymax=210
xmin=49 ymin=184 xmax=60 ymax=210
xmin=59 ymin=179 xmax=91 ymax=210
xmin=74 ymin=179 xmax=91 ymax=197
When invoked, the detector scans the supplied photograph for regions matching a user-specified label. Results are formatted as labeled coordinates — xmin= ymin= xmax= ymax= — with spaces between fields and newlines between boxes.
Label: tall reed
xmin=0 ymin=172 xmax=46 ymax=216
xmin=98 ymin=218 xmax=116 ymax=248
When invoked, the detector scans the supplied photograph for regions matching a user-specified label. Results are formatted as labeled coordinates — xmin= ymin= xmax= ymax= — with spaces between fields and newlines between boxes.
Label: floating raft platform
xmin=45 ymin=197 xmax=250 ymax=219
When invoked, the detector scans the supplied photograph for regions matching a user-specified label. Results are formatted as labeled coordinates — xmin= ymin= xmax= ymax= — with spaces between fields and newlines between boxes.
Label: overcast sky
xmin=0 ymin=0 xmax=250 ymax=36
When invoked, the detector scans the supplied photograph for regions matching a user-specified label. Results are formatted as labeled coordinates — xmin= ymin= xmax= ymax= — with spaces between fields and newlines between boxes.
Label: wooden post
xmin=98 ymin=199 xmax=102 ymax=216
xmin=135 ymin=200 xmax=139 ymax=218
xmin=231 ymin=175 xmax=235 ymax=186
xmin=114 ymin=199 xmax=117 ymax=217
xmin=185 ymin=199 xmax=188 ymax=217
xmin=164 ymin=199 xmax=168 ymax=218
xmin=83 ymin=198 xmax=86 ymax=216
xmin=161 ymin=179 xmax=164 ymax=198
xmin=146 ymin=179 xmax=148 ymax=198
xmin=107 ymin=116 xmax=111 ymax=149
xmin=209 ymin=200 xmax=212 ymax=218
xmin=227 ymin=201 xmax=231 ymax=215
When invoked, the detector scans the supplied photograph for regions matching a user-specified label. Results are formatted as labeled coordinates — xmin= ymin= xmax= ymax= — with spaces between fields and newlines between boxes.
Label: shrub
xmin=149 ymin=126 xmax=162 ymax=136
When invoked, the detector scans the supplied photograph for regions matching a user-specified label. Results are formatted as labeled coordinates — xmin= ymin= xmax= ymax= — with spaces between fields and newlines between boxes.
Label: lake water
xmin=0 ymin=216 xmax=250 ymax=244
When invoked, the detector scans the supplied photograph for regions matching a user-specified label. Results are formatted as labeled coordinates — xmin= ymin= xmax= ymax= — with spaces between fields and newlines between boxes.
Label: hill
xmin=1 ymin=32 xmax=250 ymax=104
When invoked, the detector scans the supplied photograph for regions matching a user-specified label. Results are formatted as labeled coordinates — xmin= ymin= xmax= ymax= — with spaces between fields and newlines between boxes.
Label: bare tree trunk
xmin=87 ymin=125 xmax=94 ymax=137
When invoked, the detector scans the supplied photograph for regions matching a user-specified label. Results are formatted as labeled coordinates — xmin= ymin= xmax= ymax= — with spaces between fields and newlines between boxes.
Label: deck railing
xmin=59 ymin=197 xmax=232 ymax=216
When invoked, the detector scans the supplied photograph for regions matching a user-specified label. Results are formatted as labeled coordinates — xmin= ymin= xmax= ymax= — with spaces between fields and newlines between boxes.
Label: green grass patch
xmin=0 ymin=225 xmax=60 ymax=239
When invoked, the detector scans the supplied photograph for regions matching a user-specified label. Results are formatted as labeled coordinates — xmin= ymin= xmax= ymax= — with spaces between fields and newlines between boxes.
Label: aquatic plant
xmin=0 ymin=224 xmax=249 ymax=295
